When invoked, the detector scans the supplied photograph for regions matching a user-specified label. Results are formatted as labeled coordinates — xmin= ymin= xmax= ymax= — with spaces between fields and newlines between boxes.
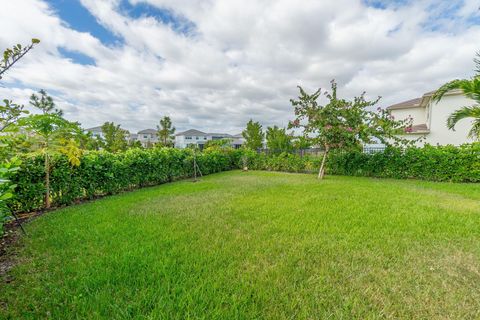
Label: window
xmin=144 ymin=135 xmax=148 ymax=139
xmin=204 ymin=137 xmax=207 ymax=140
xmin=196 ymin=136 xmax=199 ymax=140
xmin=185 ymin=136 xmax=192 ymax=140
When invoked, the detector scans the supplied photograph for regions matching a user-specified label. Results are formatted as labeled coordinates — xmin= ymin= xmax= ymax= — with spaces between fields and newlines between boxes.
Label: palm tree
xmin=432 ymin=53 xmax=480 ymax=140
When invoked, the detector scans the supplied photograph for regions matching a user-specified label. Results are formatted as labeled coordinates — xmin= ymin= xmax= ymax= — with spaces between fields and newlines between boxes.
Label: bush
xmin=9 ymin=148 xmax=242 ymax=213
xmin=9 ymin=143 xmax=480 ymax=213
xmin=327 ymin=143 xmax=480 ymax=182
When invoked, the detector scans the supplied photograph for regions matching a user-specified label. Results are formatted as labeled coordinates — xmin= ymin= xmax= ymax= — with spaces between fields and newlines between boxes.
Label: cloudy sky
xmin=0 ymin=0 xmax=479 ymax=133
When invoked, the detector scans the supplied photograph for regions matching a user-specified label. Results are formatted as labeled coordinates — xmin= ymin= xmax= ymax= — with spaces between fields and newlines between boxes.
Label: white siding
xmin=425 ymin=94 xmax=475 ymax=145
xmin=390 ymin=107 xmax=426 ymax=125
xmin=389 ymin=93 xmax=475 ymax=146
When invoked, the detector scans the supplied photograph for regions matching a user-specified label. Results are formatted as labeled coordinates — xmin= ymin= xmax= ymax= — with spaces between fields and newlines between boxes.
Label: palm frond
xmin=446 ymin=106 xmax=480 ymax=131
xmin=432 ymin=79 xmax=471 ymax=103
xmin=468 ymin=119 xmax=480 ymax=140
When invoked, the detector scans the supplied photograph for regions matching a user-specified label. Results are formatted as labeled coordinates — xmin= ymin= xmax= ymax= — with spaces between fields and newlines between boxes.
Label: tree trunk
xmin=45 ymin=152 xmax=50 ymax=209
xmin=318 ymin=145 xmax=329 ymax=180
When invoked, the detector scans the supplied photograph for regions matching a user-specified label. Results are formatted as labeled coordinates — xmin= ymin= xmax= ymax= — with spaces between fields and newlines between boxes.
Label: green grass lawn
xmin=2 ymin=171 xmax=480 ymax=319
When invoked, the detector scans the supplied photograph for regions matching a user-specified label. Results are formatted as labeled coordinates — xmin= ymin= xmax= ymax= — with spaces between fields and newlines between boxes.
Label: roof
xmin=176 ymin=129 xmax=238 ymax=137
xmin=208 ymin=133 xmax=232 ymax=137
xmin=386 ymin=98 xmax=422 ymax=110
xmin=406 ymin=123 xmax=430 ymax=134
xmin=85 ymin=126 xmax=103 ymax=132
xmin=176 ymin=129 xmax=207 ymax=136
xmin=138 ymin=128 xmax=157 ymax=134
xmin=387 ymin=89 xmax=465 ymax=110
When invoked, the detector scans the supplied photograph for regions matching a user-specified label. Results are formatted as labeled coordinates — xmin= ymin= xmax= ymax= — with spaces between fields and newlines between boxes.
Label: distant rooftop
xmin=387 ymin=89 xmax=464 ymax=110
xmin=138 ymin=128 xmax=157 ymax=134
xmin=176 ymin=129 xmax=236 ymax=137
xmin=176 ymin=129 xmax=206 ymax=136
xmin=386 ymin=98 xmax=422 ymax=110
xmin=85 ymin=126 xmax=103 ymax=132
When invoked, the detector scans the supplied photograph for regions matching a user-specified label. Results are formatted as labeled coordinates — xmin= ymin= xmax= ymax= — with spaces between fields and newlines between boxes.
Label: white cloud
xmin=0 ymin=0 xmax=479 ymax=133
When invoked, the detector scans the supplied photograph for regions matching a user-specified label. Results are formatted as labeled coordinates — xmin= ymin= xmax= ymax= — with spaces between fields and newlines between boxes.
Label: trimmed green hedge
xmin=9 ymin=148 xmax=242 ymax=213
xmin=327 ymin=143 xmax=480 ymax=182
xmin=240 ymin=150 xmax=322 ymax=173
xmin=9 ymin=143 xmax=480 ymax=213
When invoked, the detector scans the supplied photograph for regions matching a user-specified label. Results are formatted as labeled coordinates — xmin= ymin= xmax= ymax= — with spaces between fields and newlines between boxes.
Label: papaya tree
xmin=20 ymin=90 xmax=81 ymax=208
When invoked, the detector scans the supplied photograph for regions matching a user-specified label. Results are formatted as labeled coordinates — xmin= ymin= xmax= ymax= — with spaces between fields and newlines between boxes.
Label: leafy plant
xmin=0 ymin=38 xmax=40 ymax=79
xmin=157 ymin=116 xmax=175 ymax=146
xmin=0 ymin=39 xmax=39 ymax=234
xmin=20 ymin=91 xmax=81 ymax=208
xmin=432 ymin=53 xmax=480 ymax=140
xmin=266 ymin=125 xmax=293 ymax=154
xmin=101 ymin=122 xmax=129 ymax=153
xmin=0 ymin=157 xmax=21 ymax=234
xmin=289 ymin=80 xmax=414 ymax=179
xmin=242 ymin=120 xmax=264 ymax=150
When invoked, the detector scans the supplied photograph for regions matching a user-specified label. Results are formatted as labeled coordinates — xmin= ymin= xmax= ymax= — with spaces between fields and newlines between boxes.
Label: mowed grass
xmin=2 ymin=171 xmax=480 ymax=319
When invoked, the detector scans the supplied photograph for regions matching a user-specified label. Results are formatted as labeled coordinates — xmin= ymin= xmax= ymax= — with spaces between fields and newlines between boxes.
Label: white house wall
xmin=391 ymin=107 xmax=426 ymax=125
xmin=389 ymin=93 xmax=475 ymax=146
xmin=425 ymin=94 xmax=475 ymax=145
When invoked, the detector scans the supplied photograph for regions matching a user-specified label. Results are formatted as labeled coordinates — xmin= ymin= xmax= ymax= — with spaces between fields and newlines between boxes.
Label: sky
xmin=0 ymin=0 xmax=479 ymax=134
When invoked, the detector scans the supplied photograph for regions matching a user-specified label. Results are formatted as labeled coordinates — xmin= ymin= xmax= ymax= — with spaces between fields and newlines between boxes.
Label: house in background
xmin=86 ymin=126 xmax=160 ymax=147
xmin=387 ymin=90 xmax=475 ymax=146
xmin=85 ymin=126 xmax=105 ymax=139
xmin=175 ymin=129 xmax=244 ymax=149
xmin=137 ymin=129 xmax=158 ymax=147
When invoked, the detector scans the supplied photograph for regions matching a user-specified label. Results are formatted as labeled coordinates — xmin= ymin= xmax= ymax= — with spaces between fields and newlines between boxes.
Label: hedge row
xmin=241 ymin=150 xmax=322 ymax=173
xmin=9 ymin=143 xmax=480 ymax=213
xmin=9 ymin=148 xmax=242 ymax=213
xmin=241 ymin=144 xmax=480 ymax=182
xmin=327 ymin=143 xmax=480 ymax=182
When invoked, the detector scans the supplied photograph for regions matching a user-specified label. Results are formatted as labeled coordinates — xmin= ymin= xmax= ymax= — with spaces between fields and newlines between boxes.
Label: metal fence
xmin=256 ymin=146 xmax=387 ymax=156
xmin=362 ymin=146 xmax=386 ymax=154
xmin=256 ymin=148 xmax=324 ymax=157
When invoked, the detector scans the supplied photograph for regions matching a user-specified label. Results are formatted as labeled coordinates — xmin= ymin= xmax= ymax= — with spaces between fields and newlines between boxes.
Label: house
xmin=175 ymin=129 xmax=244 ymax=149
xmin=137 ymin=129 xmax=158 ymax=147
xmin=86 ymin=126 xmax=156 ymax=147
xmin=387 ymin=89 xmax=475 ymax=146
xmin=85 ymin=126 xmax=104 ymax=139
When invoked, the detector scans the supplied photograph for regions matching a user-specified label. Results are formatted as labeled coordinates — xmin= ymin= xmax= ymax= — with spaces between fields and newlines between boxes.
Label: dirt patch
xmin=0 ymin=211 xmax=45 ymax=280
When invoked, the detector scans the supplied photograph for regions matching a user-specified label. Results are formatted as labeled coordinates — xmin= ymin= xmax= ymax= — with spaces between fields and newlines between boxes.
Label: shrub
xmin=9 ymin=148 xmax=241 ymax=213
xmin=9 ymin=144 xmax=480 ymax=213
xmin=327 ymin=143 xmax=480 ymax=182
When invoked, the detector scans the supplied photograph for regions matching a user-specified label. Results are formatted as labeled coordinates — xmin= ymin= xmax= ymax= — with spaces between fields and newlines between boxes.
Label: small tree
xmin=292 ymin=136 xmax=312 ymax=150
xmin=101 ymin=122 xmax=129 ymax=153
xmin=289 ymin=80 xmax=412 ymax=179
xmin=266 ymin=125 xmax=293 ymax=154
xmin=242 ymin=119 xmax=264 ymax=150
xmin=0 ymin=39 xmax=39 ymax=229
xmin=157 ymin=116 xmax=175 ymax=146
xmin=20 ymin=90 xmax=82 ymax=208
xmin=129 ymin=140 xmax=143 ymax=149
xmin=204 ymin=138 xmax=233 ymax=150
xmin=75 ymin=129 xmax=103 ymax=151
